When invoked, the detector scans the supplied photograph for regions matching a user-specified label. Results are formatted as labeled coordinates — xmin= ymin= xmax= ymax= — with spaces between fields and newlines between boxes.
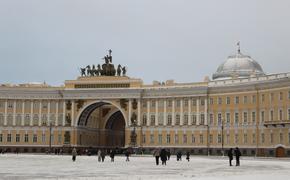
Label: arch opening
xmin=77 ymin=102 xmax=126 ymax=148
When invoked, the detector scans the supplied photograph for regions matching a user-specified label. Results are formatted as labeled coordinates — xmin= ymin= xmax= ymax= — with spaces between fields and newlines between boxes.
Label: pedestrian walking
xmin=177 ymin=151 xmax=182 ymax=161
xmin=227 ymin=148 xmax=233 ymax=166
xmin=234 ymin=147 xmax=241 ymax=166
xmin=186 ymin=151 xmax=190 ymax=162
xmin=153 ymin=148 xmax=160 ymax=165
xmin=72 ymin=148 xmax=77 ymax=162
xmin=125 ymin=149 xmax=130 ymax=162
xmin=101 ymin=149 xmax=106 ymax=162
xmin=160 ymin=149 xmax=167 ymax=165
xmin=110 ymin=149 xmax=115 ymax=162
xmin=97 ymin=149 xmax=102 ymax=162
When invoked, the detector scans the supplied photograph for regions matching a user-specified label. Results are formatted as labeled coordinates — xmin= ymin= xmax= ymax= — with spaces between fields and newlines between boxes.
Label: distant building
xmin=0 ymin=48 xmax=289 ymax=157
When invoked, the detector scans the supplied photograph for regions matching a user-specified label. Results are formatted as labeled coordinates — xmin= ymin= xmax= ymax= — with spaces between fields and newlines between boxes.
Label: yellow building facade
xmin=0 ymin=49 xmax=289 ymax=157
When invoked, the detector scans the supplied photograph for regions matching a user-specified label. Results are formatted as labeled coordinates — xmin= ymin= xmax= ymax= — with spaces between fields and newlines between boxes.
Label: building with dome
xmin=0 ymin=47 xmax=290 ymax=157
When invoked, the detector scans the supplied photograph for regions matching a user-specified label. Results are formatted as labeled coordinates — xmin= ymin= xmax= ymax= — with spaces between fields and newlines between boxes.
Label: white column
xmin=63 ymin=101 xmax=66 ymax=126
xmin=137 ymin=99 xmax=141 ymax=126
xmin=55 ymin=101 xmax=59 ymax=126
xmin=155 ymin=100 xmax=158 ymax=126
xmin=13 ymin=100 xmax=16 ymax=126
xmin=163 ymin=100 xmax=167 ymax=126
xmin=39 ymin=100 xmax=42 ymax=126
xmin=172 ymin=99 xmax=175 ymax=126
xmin=30 ymin=100 xmax=33 ymax=126
xmin=196 ymin=98 xmax=200 ymax=125
xmin=180 ymin=99 xmax=184 ymax=126
xmin=204 ymin=98 xmax=208 ymax=125
xmin=4 ymin=100 xmax=7 ymax=126
xmin=21 ymin=100 xmax=25 ymax=126
xmin=188 ymin=98 xmax=192 ymax=125
xmin=47 ymin=101 xmax=51 ymax=126
xmin=128 ymin=99 xmax=132 ymax=127
xmin=71 ymin=100 xmax=75 ymax=126
xmin=146 ymin=100 xmax=150 ymax=126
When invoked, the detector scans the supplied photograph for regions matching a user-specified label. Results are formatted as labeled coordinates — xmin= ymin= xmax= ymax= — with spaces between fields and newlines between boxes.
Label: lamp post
xmin=49 ymin=122 xmax=52 ymax=154
xmin=221 ymin=118 xmax=225 ymax=156
xmin=130 ymin=119 xmax=137 ymax=147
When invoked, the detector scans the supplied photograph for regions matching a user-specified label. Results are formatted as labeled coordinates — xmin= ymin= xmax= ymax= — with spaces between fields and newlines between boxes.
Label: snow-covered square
xmin=0 ymin=154 xmax=290 ymax=180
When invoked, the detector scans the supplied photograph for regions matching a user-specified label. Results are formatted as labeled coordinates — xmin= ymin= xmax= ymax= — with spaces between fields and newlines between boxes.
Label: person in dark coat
xmin=160 ymin=149 xmax=167 ymax=165
xmin=234 ymin=147 xmax=241 ymax=166
xmin=153 ymin=148 xmax=160 ymax=165
xmin=227 ymin=148 xmax=233 ymax=166
xmin=101 ymin=149 xmax=106 ymax=162
xmin=177 ymin=151 xmax=182 ymax=161
xmin=72 ymin=148 xmax=77 ymax=162
xmin=110 ymin=149 xmax=115 ymax=162
xmin=125 ymin=149 xmax=130 ymax=161
xmin=186 ymin=151 xmax=190 ymax=162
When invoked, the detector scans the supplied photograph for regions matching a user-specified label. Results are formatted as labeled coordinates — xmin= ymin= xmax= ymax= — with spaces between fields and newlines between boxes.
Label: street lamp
xmin=221 ymin=118 xmax=225 ymax=156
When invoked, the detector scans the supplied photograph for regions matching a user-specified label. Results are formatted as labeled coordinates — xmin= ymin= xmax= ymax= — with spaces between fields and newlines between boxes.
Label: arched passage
xmin=76 ymin=101 xmax=126 ymax=148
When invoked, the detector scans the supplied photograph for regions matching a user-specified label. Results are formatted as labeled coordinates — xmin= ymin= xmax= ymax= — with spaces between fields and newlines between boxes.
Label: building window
xmin=209 ymin=134 xmax=213 ymax=143
xmin=279 ymin=92 xmax=283 ymax=100
xmin=150 ymin=134 xmax=154 ymax=144
xmin=192 ymin=114 xmax=196 ymax=125
xmin=25 ymin=114 xmax=30 ymax=126
xmin=158 ymin=134 xmax=162 ymax=144
xmin=167 ymin=114 xmax=172 ymax=125
xmin=252 ymin=133 xmax=256 ymax=144
xmin=150 ymin=115 xmax=155 ymax=126
xmin=142 ymin=134 xmax=146 ymax=144
xmin=8 ymin=101 xmax=13 ymax=109
xmin=288 ymin=109 xmax=290 ymax=120
xmin=218 ymin=134 xmax=221 ymax=143
xmin=167 ymin=100 xmax=172 ymax=107
xmin=243 ymin=134 xmax=247 ymax=144
xmin=235 ymin=134 xmax=239 ymax=144
xmin=210 ymin=98 xmax=213 ymax=105
xmin=33 ymin=114 xmax=39 ymax=126
xmin=33 ymin=134 xmax=37 ymax=143
xmin=200 ymin=114 xmax=205 ymax=125
xmin=280 ymin=133 xmax=283 ymax=144
xmin=288 ymin=133 xmax=290 ymax=144
xmin=252 ymin=95 xmax=256 ymax=103
xmin=235 ymin=113 xmax=239 ymax=125
xmin=24 ymin=134 xmax=29 ymax=142
xmin=184 ymin=99 xmax=188 ymax=107
xmin=0 ymin=114 xmax=4 ymax=126
xmin=261 ymin=94 xmax=265 ymax=102
xmin=151 ymin=100 xmax=155 ymax=108
xmin=142 ymin=101 xmax=147 ymax=108
xmin=42 ymin=134 xmax=45 ymax=143
xmin=58 ymin=133 xmax=62 ymax=144
xmin=209 ymin=114 xmax=214 ymax=125
xmin=235 ymin=96 xmax=239 ymax=104
xmin=270 ymin=133 xmax=273 ymax=144
xmin=191 ymin=134 xmax=195 ymax=143
xmin=261 ymin=133 xmax=265 ymax=144
xmin=142 ymin=114 xmax=147 ymax=126
xmin=218 ymin=97 xmax=222 ymax=105
xmin=158 ymin=113 xmax=163 ymax=125
xmin=279 ymin=109 xmax=283 ymax=120
xmin=226 ymin=97 xmax=230 ymax=104
xmin=243 ymin=96 xmax=248 ymax=104
xmin=243 ymin=112 xmax=248 ymax=124
xmin=261 ymin=111 xmax=265 ymax=123
xmin=288 ymin=91 xmax=290 ymax=99
xmin=176 ymin=100 xmax=181 ymax=107
xmin=226 ymin=113 xmax=230 ymax=124
xmin=0 ymin=134 xmax=2 ymax=142
xmin=270 ymin=93 xmax=274 ymax=102
xmin=175 ymin=114 xmax=180 ymax=125
xmin=200 ymin=99 xmax=205 ymax=106
xmin=199 ymin=134 xmax=203 ymax=144
xmin=183 ymin=134 xmax=187 ymax=144
xmin=192 ymin=99 xmax=197 ymax=106
xmin=218 ymin=113 xmax=222 ymax=125
xmin=16 ymin=134 xmax=20 ymax=142
xmin=175 ymin=134 xmax=179 ymax=144
xmin=270 ymin=110 xmax=274 ymax=121
xmin=184 ymin=114 xmax=188 ymax=125
xmin=16 ymin=114 xmax=22 ymax=126
xmin=7 ymin=134 xmax=12 ymax=142
xmin=252 ymin=112 xmax=256 ymax=124
xmin=166 ymin=134 xmax=170 ymax=144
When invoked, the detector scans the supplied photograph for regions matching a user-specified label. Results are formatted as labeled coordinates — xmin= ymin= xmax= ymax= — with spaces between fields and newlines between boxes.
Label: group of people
xmin=227 ymin=147 xmax=242 ymax=166
xmin=153 ymin=149 xmax=191 ymax=166
xmin=71 ymin=148 xmax=132 ymax=162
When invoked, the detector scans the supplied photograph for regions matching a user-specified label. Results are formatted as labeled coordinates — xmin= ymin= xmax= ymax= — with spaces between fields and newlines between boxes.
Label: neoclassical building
xmin=0 ymin=48 xmax=289 ymax=157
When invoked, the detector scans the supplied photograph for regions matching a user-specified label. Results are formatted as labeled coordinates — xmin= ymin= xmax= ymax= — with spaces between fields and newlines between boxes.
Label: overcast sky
xmin=0 ymin=0 xmax=289 ymax=85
